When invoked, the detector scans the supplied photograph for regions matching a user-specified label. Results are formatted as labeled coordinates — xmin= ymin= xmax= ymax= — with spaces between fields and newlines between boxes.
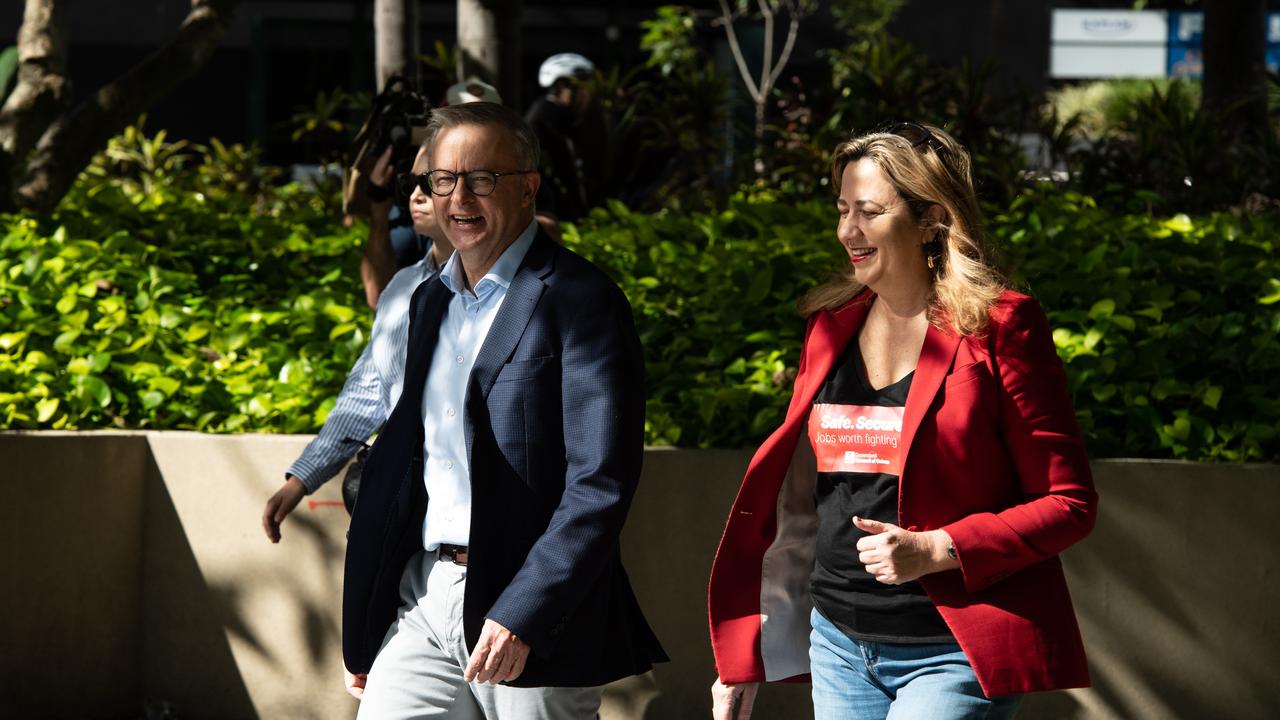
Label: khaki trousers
xmin=356 ymin=550 xmax=603 ymax=720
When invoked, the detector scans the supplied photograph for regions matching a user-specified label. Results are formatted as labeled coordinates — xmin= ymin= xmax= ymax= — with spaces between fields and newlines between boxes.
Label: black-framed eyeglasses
xmin=399 ymin=169 xmax=535 ymax=198
xmin=875 ymin=121 xmax=949 ymax=157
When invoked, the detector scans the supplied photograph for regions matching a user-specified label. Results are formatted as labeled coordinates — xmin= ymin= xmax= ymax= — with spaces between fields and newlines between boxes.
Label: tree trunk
xmin=1202 ymin=0 xmax=1268 ymax=140
xmin=457 ymin=0 xmax=523 ymax=108
xmin=374 ymin=0 xmax=419 ymax=92
xmin=11 ymin=0 xmax=238 ymax=214
xmin=0 ymin=0 xmax=70 ymax=208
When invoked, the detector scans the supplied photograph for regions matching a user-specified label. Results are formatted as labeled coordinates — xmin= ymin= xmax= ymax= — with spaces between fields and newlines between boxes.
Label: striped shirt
xmin=287 ymin=250 xmax=441 ymax=493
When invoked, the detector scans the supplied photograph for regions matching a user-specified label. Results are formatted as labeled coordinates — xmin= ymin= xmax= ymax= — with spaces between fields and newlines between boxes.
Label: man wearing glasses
xmin=343 ymin=102 xmax=665 ymax=719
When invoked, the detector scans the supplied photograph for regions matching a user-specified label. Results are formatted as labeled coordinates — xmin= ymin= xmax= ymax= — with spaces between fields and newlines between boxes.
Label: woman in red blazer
xmin=708 ymin=123 xmax=1097 ymax=720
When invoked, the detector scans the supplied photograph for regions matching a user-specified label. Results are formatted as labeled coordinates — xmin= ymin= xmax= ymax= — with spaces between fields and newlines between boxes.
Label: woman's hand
xmin=369 ymin=145 xmax=396 ymax=198
xmin=711 ymin=677 xmax=759 ymax=720
xmin=854 ymin=516 xmax=958 ymax=585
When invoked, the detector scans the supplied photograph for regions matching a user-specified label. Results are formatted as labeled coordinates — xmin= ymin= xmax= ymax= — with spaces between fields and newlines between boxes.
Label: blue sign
xmin=1168 ymin=12 xmax=1280 ymax=77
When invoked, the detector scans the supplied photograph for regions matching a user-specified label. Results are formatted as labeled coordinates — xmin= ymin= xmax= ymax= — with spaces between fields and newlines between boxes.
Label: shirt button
xmin=447 ymin=407 xmax=456 ymax=417
xmin=445 ymin=460 xmax=454 ymax=470
xmin=456 ymin=355 xmax=464 ymax=364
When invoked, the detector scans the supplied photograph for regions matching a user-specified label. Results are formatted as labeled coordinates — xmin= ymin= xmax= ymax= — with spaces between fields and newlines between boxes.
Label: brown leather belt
xmin=437 ymin=543 xmax=469 ymax=566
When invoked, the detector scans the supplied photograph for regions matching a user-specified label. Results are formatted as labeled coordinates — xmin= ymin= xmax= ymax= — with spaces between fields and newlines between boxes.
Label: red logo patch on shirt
xmin=808 ymin=404 xmax=905 ymax=476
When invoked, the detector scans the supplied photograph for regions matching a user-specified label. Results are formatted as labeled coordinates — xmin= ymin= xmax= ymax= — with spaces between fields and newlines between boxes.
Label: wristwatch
xmin=946 ymin=542 xmax=957 ymax=560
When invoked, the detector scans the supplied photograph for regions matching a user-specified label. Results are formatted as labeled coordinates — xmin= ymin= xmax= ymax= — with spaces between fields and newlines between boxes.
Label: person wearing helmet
xmin=525 ymin=52 xmax=603 ymax=223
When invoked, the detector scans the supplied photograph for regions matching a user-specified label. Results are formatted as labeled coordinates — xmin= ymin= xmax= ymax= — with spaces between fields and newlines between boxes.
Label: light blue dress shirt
xmin=420 ymin=219 xmax=538 ymax=550
xmin=287 ymin=248 xmax=441 ymax=493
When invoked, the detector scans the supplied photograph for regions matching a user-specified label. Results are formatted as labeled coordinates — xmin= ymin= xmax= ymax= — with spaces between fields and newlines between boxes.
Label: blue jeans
xmin=809 ymin=608 xmax=1022 ymax=720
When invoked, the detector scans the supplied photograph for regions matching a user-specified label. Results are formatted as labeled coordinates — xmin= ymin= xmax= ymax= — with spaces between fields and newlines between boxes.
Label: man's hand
xmin=463 ymin=618 xmax=530 ymax=685
xmin=344 ymin=666 xmax=367 ymax=699
xmin=262 ymin=475 xmax=306 ymax=543
xmin=853 ymin=516 xmax=956 ymax=585
xmin=711 ymin=677 xmax=759 ymax=720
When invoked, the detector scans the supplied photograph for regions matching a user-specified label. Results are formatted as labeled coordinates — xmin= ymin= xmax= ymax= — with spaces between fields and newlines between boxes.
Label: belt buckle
xmin=439 ymin=544 xmax=468 ymax=566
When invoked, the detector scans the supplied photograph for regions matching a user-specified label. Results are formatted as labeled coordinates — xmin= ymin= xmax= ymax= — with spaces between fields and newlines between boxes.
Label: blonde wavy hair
xmin=797 ymin=123 xmax=1005 ymax=336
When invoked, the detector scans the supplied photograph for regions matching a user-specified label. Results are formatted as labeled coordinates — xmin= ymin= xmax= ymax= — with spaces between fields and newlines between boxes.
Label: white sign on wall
xmin=1050 ymin=9 xmax=1169 ymax=79
xmin=1051 ymin=9 xmax=1170 ymax=43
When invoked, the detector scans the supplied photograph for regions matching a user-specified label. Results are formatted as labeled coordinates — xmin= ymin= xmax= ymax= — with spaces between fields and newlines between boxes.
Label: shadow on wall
xmin=1019 ymin=460 xmax=1280 ymax=719
xmin=142 ymin=448 xmax=259 ymax=718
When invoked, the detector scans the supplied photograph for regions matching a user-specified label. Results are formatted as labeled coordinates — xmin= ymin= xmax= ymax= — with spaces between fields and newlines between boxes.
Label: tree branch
xmin=766 ymin=15 xmax=801 ymax=91
xmin=0 ymin=0 xmax=70 ymax=209
xmin=756 ymin=0 xmax=773 ymax=94
xmin=714 ymin=0 xmax=762 ymax=103
xmin=14 ymin=0 xmax=238 ymax=213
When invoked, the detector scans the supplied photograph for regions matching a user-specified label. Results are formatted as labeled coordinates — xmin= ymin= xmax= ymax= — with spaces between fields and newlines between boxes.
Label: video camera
xmin=343 ymin=75 xmax=432 ymax=215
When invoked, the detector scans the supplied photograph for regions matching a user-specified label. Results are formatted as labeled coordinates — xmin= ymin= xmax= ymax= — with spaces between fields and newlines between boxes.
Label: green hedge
xmin=3 ymin=180 xmax=1277 ymax=461
xmin=566 ymin=190 xmax=1280 ymax=461
xmin=0 ymin=180 xmax=368 ymax=433
xmin=995 ymin=191 xmax=1280 ymax=462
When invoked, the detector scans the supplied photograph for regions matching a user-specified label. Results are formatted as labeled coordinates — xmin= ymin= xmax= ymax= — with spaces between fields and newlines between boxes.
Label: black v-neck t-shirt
xmin=807 ymin=338 xmax=954 ymax=644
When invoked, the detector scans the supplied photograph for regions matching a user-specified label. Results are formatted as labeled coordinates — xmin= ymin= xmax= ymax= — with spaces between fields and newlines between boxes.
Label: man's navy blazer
xmin=342 ymin=228 xmax=667 ymax=687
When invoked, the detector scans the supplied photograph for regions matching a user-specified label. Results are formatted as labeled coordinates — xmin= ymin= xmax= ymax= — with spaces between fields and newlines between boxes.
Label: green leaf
xmin=1165 ymin=214 xmax=1193 ymax=234
xmin=1088 ymin=299 xmax=1116 ymax=319
xmin=1091 ymin=385 xmax=1117 ymax=402
xmin=0 ymin=332 xmax=27 ymax=351
xmin=1165 ymin=416 xmax=1191 ymax=442
xmin=278 ymin=360 xmax=306 ymax=384
xmin=79 ymin=375 xmax=112 ymax=408
xmin=323 ymin=304 xmax=357 ymax=323
xmin=184 ymin=322 xmax=212 ymax=342
xmin=1259 ymin=279 xmax=1280 ymax=305
xmin=1202 ymin=385 xmax=1222 ymax=410
xmin=149 ymin=376 xmax=181 ymax=397
xmin=53 ymin=330 xmax=81 ymax=353
xmin=329 ymin=322 xmax=358 ymax=341
xmin=89 ymin=352 xmax=112 ymax=373
xmin=35 ymin=398 xmax=60 ymax=423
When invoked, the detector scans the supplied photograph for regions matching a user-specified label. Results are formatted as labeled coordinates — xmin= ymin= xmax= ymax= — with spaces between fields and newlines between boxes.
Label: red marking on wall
xmin=307 ymin=500 xmax=345 ymax=511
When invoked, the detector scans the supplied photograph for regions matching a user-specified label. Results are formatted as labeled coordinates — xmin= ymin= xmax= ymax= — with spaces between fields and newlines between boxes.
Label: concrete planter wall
xmin=3 ymin=431 xmax=1278 ymax=719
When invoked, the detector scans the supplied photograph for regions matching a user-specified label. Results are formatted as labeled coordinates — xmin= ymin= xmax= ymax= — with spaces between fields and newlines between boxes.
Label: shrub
xmin=996 ymin=188 xmax=1280 ymax=462
xmin=568 ymin=188 xmax=1280 ymax=461
xmin=1044 ymin=78 xmax=1201 ymax=140
xmin=3 ymin=139 xmax=1276 ymax=461
xmin=0 ymin=136 xmax=368 ymax=433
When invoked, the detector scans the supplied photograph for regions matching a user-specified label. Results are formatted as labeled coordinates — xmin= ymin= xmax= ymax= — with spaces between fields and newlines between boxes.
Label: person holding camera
xmin=359 ymin=143 xmax=436 ymax=309
xmin=262 ymin=140 xmax=451 ymax=543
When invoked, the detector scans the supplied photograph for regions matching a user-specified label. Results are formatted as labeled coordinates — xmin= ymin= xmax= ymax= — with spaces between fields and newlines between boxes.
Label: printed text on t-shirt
xmin=808 ymin=403 xmax=905 ymax=475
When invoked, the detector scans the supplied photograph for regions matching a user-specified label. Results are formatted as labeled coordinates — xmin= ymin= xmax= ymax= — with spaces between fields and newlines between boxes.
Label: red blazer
xmin=708 ymin=289 xmax=1097 ymax=698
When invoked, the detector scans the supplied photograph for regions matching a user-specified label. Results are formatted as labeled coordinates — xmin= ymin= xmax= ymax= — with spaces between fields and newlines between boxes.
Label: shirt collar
xmin=423 ymin=239 xmax=442 ymax=275
xmin=438 ymin=219 xmax=538 ymax=298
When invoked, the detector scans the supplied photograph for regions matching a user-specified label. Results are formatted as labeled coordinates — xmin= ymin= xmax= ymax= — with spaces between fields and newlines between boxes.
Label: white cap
xmin=537 ymin=53 xmax=595 ymax=88
xmin=446 ymin=77 xmax=502 ymax=105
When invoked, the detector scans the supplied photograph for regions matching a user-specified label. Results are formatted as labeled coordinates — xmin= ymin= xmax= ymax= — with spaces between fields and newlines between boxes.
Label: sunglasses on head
xmin=874 ymin=121 xmax=950 ymax=157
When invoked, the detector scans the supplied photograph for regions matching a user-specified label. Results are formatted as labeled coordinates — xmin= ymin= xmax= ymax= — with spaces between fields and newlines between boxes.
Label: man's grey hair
xmin=423 ymin=102 xmax=540 ymax=170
